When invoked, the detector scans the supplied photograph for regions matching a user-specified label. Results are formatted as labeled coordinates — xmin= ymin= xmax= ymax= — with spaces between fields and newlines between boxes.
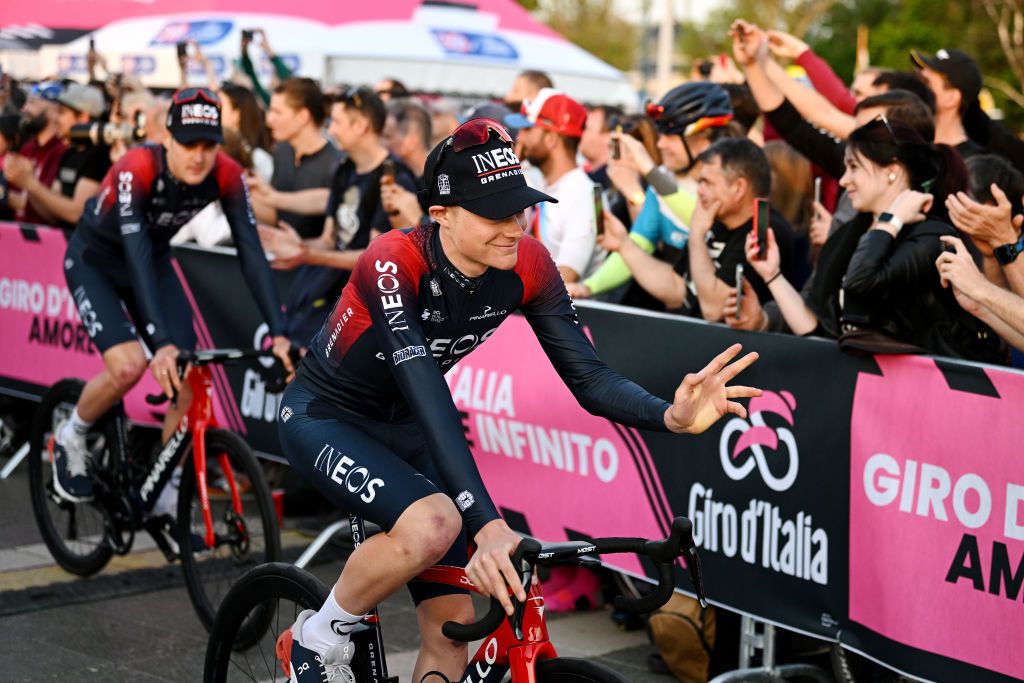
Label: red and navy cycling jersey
xmin=298 ymin=222 xmax=670 ymax=534
xmin=76 ymin=144 xmax=285 ymax=349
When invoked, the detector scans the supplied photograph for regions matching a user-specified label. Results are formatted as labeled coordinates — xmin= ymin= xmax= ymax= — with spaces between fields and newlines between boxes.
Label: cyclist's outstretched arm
xmin=519 ymin=238 xmax=761 ymax=434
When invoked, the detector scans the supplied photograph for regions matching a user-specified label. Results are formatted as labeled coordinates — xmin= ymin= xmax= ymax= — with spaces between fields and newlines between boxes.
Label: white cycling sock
xmin=60 ymin=408 xmax=93 ymax=442
xmin=302 ymin=587 xmax=365 ymax=654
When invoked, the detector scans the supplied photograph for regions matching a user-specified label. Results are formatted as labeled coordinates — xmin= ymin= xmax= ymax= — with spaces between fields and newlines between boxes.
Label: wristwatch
xmin=994 ymin=235 xmax=1024 ymax=265
xmin=876 ymin=212 xmax=903 ymax=232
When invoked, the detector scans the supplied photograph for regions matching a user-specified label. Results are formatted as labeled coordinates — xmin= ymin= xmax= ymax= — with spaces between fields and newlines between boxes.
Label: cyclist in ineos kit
xmin=276 ymin=118 xmax=762 ymax=683
xmin=54 ymin=87 xmax=293 ymax=510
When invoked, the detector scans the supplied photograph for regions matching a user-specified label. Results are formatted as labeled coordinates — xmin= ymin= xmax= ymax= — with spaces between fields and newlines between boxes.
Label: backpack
xmin=648 ymin=593 xmax=716 ymax=683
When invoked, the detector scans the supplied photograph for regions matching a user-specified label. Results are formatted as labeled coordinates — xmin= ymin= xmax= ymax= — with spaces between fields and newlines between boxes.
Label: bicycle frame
xmin=104 ymin=363 xmax=245 ymax=553
xmin=349 ymin=514 xmax=557 ymax=683
xmin=419 ymin=565 xmax=557 ymax=683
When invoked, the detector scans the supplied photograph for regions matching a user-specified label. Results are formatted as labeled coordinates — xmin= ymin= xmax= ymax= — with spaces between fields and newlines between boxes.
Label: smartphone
xmin=176 ymin=42 xmax=188 ymax=60
xmin=735 ymin=263 xmax=745 ymax=312
xmin=813 ymin=176 xmax=822 ymax=206
xmin=241 ymin=29 xmax=254 ymax=42
xmin=942 ymin=241 xmax=957 ymax=254
xmin=380 ymin=159 xmax=395 ymax=186
xmin=89 ymin=37 xmax=96 ymax=51
xmin=754 ymin=198 xmax=769 ymax=260
xmin=611 ymin=124 xmax=622 ymax=160
xmin=593 ymin=185 xmax=605 ymax=236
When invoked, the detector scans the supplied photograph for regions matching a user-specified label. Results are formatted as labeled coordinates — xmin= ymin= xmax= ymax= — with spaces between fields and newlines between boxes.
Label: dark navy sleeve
xmin=113 ymin=149 xmax=173 ymax=348
xmin=216 ymin=154 xmax=287 ymax=337
xmin=355 ymin=233 xmax=501 ymax=536
xmin=515 ymin=237 xmax=671 ymax=432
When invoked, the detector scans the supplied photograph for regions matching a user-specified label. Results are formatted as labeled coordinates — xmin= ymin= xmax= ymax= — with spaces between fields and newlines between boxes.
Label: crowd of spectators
xmin=3 ymin=20 xmax=1024 ymax=368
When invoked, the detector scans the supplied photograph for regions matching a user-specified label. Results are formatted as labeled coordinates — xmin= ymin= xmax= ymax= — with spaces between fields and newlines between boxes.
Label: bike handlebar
xmin=144 ymin=348 xmax=299 ymax=406
xmin=442 ymin=517 xmax=706 ymax=643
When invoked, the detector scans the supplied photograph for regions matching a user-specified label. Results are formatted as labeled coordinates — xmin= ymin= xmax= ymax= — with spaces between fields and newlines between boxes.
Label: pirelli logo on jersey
xmin=375 ymin=259 xmax=409 ymax=332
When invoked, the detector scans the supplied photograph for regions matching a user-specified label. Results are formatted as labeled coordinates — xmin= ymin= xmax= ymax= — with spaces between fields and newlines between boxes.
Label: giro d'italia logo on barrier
xmin=719 ymin=390 xmax=798 ymax=492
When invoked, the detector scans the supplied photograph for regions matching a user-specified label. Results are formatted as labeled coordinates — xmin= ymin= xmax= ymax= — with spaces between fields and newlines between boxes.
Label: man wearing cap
xmin=52 ymin=87 xmax=292 ymax=507
xmin=506 ymin=88 xmax=605 ymax=282
xmin=3 ymin=83 xmax=109 ymax=231
xmin=3 ymin=82 xmax=67 ymax=223
xmin=272 ymin=117 xmax=763 ymax=683
xmin=911 ymin=48 xmax=984 ymax=159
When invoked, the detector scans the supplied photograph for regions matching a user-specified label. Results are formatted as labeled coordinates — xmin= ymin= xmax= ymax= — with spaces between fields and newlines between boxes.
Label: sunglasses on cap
xmin=173 ymin=87 xmax=220 ymax=106
xmin=30 ymin=82 xmax=63 ymax=101
xmin=425 ymin=118 xmax=514 ymax=199
xmin=339 ymin=85 xmax=374 ymax=111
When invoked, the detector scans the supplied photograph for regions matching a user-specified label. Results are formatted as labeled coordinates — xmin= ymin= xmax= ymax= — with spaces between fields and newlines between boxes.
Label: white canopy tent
xmin=29 ymin=4 xmax=635 ymax=105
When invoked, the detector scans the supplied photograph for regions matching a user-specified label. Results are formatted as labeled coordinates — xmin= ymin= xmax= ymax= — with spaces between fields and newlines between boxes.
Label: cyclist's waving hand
xmin=665 ymin=342 xmax=761 ymax=434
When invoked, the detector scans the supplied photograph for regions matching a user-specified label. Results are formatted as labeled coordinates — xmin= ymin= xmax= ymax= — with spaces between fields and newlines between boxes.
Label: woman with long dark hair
xmin=741 ymin=116 xmax=1004 ymax=362
xmin=220 ymin=83 xmax=274 ymax=181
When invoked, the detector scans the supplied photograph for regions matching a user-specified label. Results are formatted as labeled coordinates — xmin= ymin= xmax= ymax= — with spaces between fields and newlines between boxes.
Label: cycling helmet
xmin=646 ymin=81 xmax=734 ymax=137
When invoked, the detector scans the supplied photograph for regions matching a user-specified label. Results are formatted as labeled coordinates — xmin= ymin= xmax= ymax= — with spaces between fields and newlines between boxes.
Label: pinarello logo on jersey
xmin=719 ymin=390 xmax=799 ymax=492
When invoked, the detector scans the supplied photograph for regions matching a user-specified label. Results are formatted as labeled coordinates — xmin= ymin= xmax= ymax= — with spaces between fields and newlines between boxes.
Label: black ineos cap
xmin=422 ymin=117 xmax=556 ymax=220
xmin=166 ymin=87 xmax=224 ymax=145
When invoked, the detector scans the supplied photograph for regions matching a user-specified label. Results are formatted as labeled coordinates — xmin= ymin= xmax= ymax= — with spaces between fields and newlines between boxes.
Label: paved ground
xmin=0 ymin=457 xmax=676 ymax=683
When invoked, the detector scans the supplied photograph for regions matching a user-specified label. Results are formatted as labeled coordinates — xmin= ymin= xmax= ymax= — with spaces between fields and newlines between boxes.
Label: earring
xmin=888 ymin=172 xmax=896 ymax=183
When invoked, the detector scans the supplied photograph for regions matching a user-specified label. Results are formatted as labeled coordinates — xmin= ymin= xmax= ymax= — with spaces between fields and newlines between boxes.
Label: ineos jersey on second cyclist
xmin=298 ymin=222 xmax=671 ymax=535
xmin=76 ymin=144 xmax=285 ymax=348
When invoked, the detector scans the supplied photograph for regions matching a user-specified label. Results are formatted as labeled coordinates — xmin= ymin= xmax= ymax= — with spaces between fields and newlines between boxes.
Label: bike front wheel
xmin=179 ymin=429 xmax=282 ymax=633
xmin=27 ymin=378 xmax=114 ymax=575
xmin=533 ymin=657 xmax=630 ymax=682
xmin=204 ymin=562 xmax=329 ymax=683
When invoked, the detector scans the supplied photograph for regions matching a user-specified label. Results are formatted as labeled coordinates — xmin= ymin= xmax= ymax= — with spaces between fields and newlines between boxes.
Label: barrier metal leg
xmin=294 ymin=518 xmax=351 ymax=569
xmin=710 ymin=616 xmax=832 ymax=683
xmin=0 ymin=441 xmax=30 ymax=480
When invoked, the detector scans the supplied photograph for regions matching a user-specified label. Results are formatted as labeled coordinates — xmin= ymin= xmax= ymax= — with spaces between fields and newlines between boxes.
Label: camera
xmin=70 ymin=111 xmax=146 ymax=146
xmin=241 ymin=29 xmax=254 ymax=42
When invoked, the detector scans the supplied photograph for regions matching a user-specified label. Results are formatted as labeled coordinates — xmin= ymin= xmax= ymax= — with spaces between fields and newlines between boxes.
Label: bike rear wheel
xmin=204 ymin=562 xmax=329 ymax=683
xmin=179 ymin=429 xmax=282 ymax=632
xmin=534 ymin=657 xmax=630 ymax=682
xmin=27 ymin=378 xmax=114 ymax=575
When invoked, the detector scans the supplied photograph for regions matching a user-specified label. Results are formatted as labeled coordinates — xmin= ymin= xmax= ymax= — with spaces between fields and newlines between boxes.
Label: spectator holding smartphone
xmin=604 ymin=137 xmax=795 ymax=321
xmin=240 ymin=29 xmax=294 ymax=107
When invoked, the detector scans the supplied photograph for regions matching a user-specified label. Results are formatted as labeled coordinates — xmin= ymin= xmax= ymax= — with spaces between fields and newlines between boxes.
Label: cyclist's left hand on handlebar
xmin=150 ymin=344 xmax=182 ymax=399
xmin=468 ymin=519 xmax=528 ymax=616
xmin=272 ymin=335 xmax=295 ymax=378
xmin=665 ymin=343 xmax=762 ymax=434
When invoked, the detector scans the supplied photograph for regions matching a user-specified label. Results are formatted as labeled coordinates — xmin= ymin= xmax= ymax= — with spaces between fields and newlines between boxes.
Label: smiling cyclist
xmin=275 ymin=117 xmax=762 ymax=683
xmin=55 ymin=87 xmax=293 ymax=511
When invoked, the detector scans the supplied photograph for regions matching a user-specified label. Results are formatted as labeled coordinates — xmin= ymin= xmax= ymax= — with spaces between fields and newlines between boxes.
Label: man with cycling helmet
xmin=54 ymin=87 xmax=293 ymax=506
xmin=569 ymin=81 xmax=740 ymax=301
xmin=275 ymin=116 xmax=762 ymax=683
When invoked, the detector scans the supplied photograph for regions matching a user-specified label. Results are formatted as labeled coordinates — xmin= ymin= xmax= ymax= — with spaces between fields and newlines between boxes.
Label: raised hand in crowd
xmin=257 ymin=29 xmax=276 ymax=58
xmin=936 ymin=236 xmax=989 ymax=314
xmin=3 ymin=153 xmax=35 ymax=188
xmin=258 ymin=221 xmax=306 ymax=270
xmin=596 ymin=207 xmax=629 ymax=253
xmin=723 ymin=276 xmax=765 ymax=331
xmin=565 ymin=281 xmax=592 ymax=300
xmin=936 ymin=235 xmax=1024 ymax=351
xmin=873 ymin=189 xmax=932 ymax=237
xmin=188 ymin=40 xmax=219 ymax=91
xmin=809 ymin=200 xmax=832 ymax=248
xmin=729 ymin=19 xmax=769 ymax=68
xmin=765 ymin=29 xmax=809 ymax=62
xmin=380 ymin=182 xmax=422 ymax=228
xmin=744 ymin=226 xmax=781 ymax=282
xmin=946 ymin=184 xmax=1022 ymax=255
xmin=688 ymin=196 xmax=721 ymax=242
